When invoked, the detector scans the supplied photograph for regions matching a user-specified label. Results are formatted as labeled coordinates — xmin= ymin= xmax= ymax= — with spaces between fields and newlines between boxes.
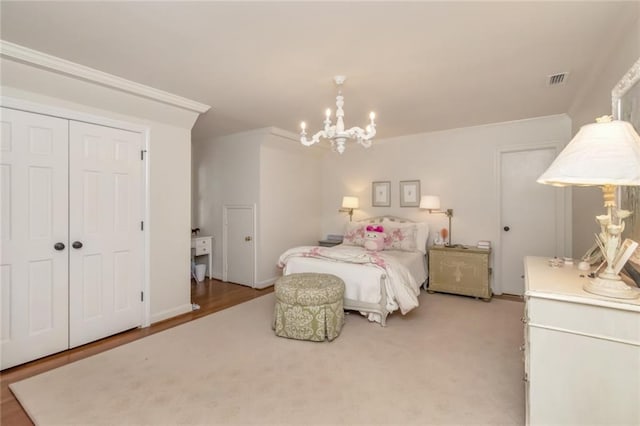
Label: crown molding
xmin=0 ymin=39 xmax=211 ymax=114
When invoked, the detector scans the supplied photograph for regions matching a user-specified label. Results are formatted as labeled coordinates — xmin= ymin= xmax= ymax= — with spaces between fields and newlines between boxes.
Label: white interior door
xmin=68 ymin=121 xmax=143 ymax=348
xmin=0 ymin=108 xmax=69 ymax=369
xmin=500 ymin=146 xmax=565 ymax=295
xmin=223 ymin=205 xmax=255 ymax=287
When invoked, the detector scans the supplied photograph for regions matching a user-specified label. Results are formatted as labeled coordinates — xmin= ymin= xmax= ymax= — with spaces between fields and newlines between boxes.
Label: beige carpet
xmin=11 ymin=292 xmax=525 ymax=425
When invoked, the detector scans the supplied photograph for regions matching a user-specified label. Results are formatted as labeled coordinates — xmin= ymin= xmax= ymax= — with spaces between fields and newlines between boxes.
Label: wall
xmin=192 ymin=128 xmax=322 ymax=286
xmin=1 ymin=57 xmax=199 ymax=324
xmin=319 ymin=114 xmax=572 ymax=291
xmin=568 ymin=10 xmax=640 ymax=257
xmin=258 ymin=131 xmax=322 ymax=286
xmin=192 ymin=129 xmax=260 ymax=281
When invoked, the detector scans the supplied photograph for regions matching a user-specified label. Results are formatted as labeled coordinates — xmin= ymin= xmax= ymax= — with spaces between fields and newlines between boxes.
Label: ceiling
xmin=1 ymin=2 xmax=637 ymax=142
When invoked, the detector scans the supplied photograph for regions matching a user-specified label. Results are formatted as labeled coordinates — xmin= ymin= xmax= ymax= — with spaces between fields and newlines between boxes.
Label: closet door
xmin=0 ymin=108 xmax=69 ymax=370
xmin=68 ymin=121 xmax=143 ymax=348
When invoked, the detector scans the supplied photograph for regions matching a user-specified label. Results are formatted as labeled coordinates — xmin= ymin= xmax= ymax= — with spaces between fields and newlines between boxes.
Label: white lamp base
xmin=583 ymin=277 xmax=640 ymax=299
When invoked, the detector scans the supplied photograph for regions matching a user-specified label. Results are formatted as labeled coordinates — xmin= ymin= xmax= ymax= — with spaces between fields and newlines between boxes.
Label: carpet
xmin=11 ymin=292 xmax=525 ymax=425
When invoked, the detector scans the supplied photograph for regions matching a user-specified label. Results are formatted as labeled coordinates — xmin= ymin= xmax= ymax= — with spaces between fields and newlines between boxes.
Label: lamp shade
xmin=537 ymin=119 xmax=640 ymax=187
xmin=341 ymin=196 xmax=359 ymax=209
xmin=419 ymin=195 xmax=441 ymax=210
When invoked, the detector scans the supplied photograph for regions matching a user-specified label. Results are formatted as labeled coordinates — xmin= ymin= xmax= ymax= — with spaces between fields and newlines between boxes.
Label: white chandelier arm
xmin=344 ymin=125 xmax=377 ymax=141
xmin=300 ymin=129 xmax=327 ymax=147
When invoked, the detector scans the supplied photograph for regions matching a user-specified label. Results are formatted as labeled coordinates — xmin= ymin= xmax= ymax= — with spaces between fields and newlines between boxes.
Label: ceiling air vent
xmin=547 ymin=72 xmax=569 ymax=86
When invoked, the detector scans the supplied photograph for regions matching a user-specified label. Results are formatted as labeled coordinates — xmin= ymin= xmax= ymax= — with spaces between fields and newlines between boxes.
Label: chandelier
xmin=300 ymin=75 xmax=376 ymax=154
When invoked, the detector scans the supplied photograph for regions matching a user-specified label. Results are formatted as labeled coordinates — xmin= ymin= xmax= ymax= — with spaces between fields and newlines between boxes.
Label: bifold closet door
xmin=0 ymin=108 xmax=70 ymax=370
xmin=68 ymin=121 xmax=143 ymax=348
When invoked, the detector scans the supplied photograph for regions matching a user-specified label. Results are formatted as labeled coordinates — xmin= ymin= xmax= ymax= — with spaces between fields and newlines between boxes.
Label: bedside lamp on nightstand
xmin=420 ymin=195 xmax=453 ymax=246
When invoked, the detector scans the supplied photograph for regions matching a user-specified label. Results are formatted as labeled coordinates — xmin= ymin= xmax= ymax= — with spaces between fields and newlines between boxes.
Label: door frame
xmin=1 ymin=96 xmax=151 ymax=327
xmin=222 ymin=204 xmax=256 ymax=286
xmin=494 ymin=142 xmax=572 ymax=295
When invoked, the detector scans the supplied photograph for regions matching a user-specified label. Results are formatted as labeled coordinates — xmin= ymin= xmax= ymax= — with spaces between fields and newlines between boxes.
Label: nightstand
xmin=191 ymin=236 xmax=213 ymax=278
xmin=318 ymin=239 xmax=342 ymax=247
xmin=428 ymin=245 xmax=491 ymax=301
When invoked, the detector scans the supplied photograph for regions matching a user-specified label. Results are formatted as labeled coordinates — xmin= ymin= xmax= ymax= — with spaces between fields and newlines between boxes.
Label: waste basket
xmin=195 ymin=264 xmax=207 ymax=282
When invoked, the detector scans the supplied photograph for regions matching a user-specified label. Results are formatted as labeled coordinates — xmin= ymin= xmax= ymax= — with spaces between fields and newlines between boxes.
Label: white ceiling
xmin=1 ymin=1 xmax=637 ymax=141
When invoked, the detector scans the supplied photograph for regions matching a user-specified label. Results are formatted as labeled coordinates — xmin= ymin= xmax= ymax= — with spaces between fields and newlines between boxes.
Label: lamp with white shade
xmin=537 ymin=116 xmax=640 ymax=299
xmin=420 ymin=195 xmax=454 ymax=246
xmin=339 ymin=196 xmax=359 ymax=221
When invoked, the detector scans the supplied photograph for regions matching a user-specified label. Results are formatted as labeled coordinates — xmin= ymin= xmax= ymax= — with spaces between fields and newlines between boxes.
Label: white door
xmin=500 ymin=147 xmax=565 ymax=295
xmin=223 ymin=205 xmax=255 ymax=287
xmin=68 ymin=121 xmax=143 ymax=348
xmin=0 ymin=108 xmax=69 ymax=369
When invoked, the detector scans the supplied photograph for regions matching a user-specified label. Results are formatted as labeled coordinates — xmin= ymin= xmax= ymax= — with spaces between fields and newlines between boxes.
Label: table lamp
xmin=537 ymin=116 xmax=640 ymax=299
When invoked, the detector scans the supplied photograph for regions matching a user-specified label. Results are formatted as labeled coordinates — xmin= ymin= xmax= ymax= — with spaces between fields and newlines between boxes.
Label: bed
xmin=277 ymin=216 xmax=428 ymax=326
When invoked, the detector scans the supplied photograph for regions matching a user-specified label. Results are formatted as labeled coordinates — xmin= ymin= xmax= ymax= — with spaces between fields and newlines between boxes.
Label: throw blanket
xmin=278 ymin=246 xmax=420 ymax=315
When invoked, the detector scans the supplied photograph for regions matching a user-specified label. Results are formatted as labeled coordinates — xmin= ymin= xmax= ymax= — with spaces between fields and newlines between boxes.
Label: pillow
xmin=382 ymin=222 xmax=418 ymax=252
xmin=343 ymin=222 xmax=368 ymax=246
xmin=382 ymin=219 xmax=428 ymax=253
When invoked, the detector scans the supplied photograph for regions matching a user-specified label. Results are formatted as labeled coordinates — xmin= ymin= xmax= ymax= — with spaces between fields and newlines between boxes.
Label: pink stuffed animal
xmin=364 ymin=225 xmax=385 ymax=251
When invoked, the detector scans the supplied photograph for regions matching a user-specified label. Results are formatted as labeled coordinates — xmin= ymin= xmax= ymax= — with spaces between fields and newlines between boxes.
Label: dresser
xmin=428 ymin=246 xmax=491 ymax=300
xmin=191 ymin=236 xmax=213 ymax=279
xmin=523 ymin=256 xmax=640 ymax=425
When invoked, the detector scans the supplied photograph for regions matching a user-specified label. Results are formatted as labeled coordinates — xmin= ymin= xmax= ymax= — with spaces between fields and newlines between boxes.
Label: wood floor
xmin=0 ymin=279 xmax=273 ymax=426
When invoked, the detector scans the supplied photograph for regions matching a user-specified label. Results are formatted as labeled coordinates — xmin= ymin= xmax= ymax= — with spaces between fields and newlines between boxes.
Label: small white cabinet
xmin=523 ymin=256 xmax=640 ymax=425
xmin=191 ymin=236 xmax=213 ymax=279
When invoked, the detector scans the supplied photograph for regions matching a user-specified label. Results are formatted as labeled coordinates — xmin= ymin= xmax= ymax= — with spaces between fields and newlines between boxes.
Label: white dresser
xmin=191 ymin=236 xmax=213 ymax=279
xmin=523 ymin=256 xmax=640 ymax=425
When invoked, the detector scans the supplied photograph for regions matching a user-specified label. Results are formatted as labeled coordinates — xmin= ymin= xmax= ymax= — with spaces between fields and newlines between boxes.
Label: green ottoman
xmin=273 ymin=273 xmax=345 ymax=342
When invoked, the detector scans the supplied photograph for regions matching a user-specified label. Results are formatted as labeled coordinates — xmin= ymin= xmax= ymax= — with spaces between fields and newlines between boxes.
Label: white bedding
xmin=278 ymin=244 xmax=427 ymax=322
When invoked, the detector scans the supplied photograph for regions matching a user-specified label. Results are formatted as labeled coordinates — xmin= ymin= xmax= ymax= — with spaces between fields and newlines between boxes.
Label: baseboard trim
xmin=150 ymin=303 xmax=193 ymax=324
xmin=254 ymin=277 xmax=277 ymax=289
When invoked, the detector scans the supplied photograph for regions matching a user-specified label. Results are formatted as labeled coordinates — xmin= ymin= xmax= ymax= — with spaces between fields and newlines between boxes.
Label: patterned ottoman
xmin=273 ymin=273 xmax=345 ymax=342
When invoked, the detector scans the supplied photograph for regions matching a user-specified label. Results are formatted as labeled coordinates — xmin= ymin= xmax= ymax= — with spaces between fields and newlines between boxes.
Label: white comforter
xmin=277 ymin=245 xmax=421 ymax=316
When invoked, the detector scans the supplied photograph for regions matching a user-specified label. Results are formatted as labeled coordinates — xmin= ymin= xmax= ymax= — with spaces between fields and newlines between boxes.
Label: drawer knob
xmin=503 ymin=226 xmax=510 ymax=232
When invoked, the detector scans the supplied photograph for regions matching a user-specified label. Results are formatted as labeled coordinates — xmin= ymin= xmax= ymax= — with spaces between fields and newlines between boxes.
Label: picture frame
xmin=613 ymin=239 xmax=639 ymax=275
xmin=372 ymin=181 xmax=391 ymax=207
xmin=399 ymin=180 xmax=420 ymax=207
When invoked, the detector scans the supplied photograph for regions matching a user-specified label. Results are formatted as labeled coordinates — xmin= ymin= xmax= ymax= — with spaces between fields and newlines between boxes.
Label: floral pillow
xmin=383 ymin=223 xmax=418 ymax=252
xmin=343 ymin=222 xmax=369 ymax=246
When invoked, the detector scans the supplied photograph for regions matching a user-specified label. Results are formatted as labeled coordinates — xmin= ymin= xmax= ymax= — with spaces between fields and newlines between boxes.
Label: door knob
xmin=245 ymin=236 xmax=252 ymax=242
xmin=72 ymin=241 xmax=83 ymax=249
xmin=503 ymin=226 xmax=510 ymax=232
xmin=54 ymin=242 xmax=65 ymax=251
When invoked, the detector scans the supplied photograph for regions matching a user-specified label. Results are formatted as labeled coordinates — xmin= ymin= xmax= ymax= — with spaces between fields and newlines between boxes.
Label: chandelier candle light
xmin=300 ymin=76 xmax=376 ymax=154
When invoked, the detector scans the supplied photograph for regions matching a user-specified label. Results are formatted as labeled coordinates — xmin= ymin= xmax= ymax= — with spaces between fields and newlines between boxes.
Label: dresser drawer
xmin=191 ymin=237 xmax=212 ymax=256
xmin=527 ymin=297 xmax=640 ymax=344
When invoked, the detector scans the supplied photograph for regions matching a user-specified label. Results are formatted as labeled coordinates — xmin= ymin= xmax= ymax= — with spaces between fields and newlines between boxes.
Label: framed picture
xmin=400 ymin=180 xmax=420 ymax=207
xmin=372 ymin=181 xmax=391 ymax=207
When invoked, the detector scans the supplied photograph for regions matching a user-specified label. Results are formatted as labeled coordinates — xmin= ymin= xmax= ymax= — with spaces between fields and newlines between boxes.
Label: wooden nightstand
xmin=428 ymin=245 xmax=491 ymax=301
xmin=318 ymin=239 xmax=342 ymax=247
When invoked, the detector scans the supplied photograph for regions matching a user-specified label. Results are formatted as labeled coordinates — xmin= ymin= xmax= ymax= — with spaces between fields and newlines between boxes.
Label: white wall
xmin=193 ymin=128 xmax=322 ymax=286
xmin=319 ymin=114 xmax=572 ymax=279
xmin=1 ymin=58 xmax=198 ymax=324
xmin=192 ymin=129 xmax=260 ymax=280
xmin=258 ymin=131 xmax=322 ymax=286
xmin=568 ymin=11 xmax=640 ymax=258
